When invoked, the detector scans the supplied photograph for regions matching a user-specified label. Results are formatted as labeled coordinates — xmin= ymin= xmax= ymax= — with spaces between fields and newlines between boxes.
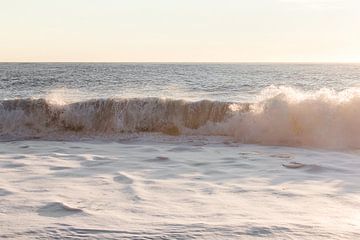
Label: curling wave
xmin=2 ymin=86 xmax=360 ymax=149
xmin=0 ymin=97 xmax=236 ymax=137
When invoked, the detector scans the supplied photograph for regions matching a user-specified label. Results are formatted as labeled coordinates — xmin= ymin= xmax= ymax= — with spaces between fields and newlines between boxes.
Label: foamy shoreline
xmin=0 ymin=140 xmax=359 ymax=239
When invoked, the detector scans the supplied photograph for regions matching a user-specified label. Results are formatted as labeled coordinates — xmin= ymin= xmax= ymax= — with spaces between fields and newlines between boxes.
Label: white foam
xmin=201 ymin=86 xmax=360 ymax=149
xmin=0 ymin=140 xmax=359 ymax=239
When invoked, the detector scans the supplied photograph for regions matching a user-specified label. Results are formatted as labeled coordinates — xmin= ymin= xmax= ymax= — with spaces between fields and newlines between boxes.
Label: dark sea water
xmin=1 ymin=63 xmax=360 ymax=101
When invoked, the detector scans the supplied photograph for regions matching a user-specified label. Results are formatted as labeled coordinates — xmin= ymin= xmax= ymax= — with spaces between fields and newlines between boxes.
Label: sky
xmin=1 ymin=0 xmax=360 ymax=62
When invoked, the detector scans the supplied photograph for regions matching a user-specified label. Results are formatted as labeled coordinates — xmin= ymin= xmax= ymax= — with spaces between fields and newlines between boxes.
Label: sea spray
xmin=198 ymin=86 xmax=360 ymax=149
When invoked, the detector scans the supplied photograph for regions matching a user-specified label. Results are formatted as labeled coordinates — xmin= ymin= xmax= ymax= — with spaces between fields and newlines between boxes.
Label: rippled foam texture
xmin=2 ymin=87 xmax=360 ymax=149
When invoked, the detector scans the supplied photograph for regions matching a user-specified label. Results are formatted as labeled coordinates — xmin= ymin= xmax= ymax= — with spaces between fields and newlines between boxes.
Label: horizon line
xmin=1 ymin=61 xmax=359 ymax=64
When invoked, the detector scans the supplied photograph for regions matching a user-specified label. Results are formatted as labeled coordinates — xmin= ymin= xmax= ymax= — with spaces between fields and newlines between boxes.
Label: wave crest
xmin=0 ymin=97 xmax=234 ymax=138
xmin=199 ymin=87 xmax=360 ymax=149
xmin=2 ymin=87 xmax=360 ymax=149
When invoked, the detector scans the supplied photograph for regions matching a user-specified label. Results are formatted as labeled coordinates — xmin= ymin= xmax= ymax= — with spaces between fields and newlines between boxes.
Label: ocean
xmin=1 ymin=63 xmax=360 ymax=239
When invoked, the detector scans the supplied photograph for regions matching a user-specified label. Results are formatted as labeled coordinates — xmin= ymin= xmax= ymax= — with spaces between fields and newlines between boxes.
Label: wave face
xmin=0 ymin=98 xmax=234 ymax=138
xmin=2 ymin=87 xmax=360 ymax=149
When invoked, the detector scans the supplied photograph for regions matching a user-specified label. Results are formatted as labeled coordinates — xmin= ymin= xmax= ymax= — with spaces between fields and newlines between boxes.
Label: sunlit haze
xmin=1 ymin=0 xmax=360 ymax=62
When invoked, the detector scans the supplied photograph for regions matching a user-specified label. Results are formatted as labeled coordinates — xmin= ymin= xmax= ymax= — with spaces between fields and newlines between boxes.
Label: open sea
xmin=1 ymin=63 xmax=360 ymax=239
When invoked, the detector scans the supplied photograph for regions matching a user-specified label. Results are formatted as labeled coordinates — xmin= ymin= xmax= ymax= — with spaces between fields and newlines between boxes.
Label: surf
xmin=1 ymin=86 xmax=360 ymax=149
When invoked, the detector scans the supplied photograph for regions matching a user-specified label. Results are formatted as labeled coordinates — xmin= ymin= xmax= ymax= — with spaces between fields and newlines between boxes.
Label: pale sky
xmin=1 ymin=0 xmax=360 ymax=62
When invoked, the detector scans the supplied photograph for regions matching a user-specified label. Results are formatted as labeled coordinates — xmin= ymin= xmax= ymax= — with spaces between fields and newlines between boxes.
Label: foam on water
xmin=201 ymin=86 xmax=360 ymax=149
xmin=1 ymin=86 xmax=360 ymax=149
xmin=0 ymin=140 xmax=359 ymax=239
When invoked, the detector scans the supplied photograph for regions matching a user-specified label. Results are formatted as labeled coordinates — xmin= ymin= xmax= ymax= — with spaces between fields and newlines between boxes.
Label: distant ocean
xmin=1 ymin=63 xmax=360 ymax=239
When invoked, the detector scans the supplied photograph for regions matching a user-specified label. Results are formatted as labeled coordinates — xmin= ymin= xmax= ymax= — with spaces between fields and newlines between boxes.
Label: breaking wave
xmin=0 ymin=97 xmax=235 ymax=137
xmin=2 ymin=86 xmax=360 ymax=149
